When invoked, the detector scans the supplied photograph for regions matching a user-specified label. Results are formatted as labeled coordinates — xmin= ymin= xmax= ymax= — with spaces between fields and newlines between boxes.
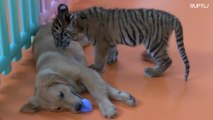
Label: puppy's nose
xmin=74 ymin=102 xmax=82 ymax=112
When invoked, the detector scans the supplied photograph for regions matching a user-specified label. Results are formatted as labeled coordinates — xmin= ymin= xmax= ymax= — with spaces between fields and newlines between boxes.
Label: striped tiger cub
xmin=52 ymin=4 xmax=190 ymax=81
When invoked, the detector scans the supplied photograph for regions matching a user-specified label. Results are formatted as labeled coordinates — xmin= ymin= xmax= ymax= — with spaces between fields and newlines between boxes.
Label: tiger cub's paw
xmin=89 ymin=64 xmax=103 ymax=74
xmin=144 ymin=67 xmax=162 ymax=77
xmin=107 ymin=51 xmax=118 ymax=64
xmin=107 ymin=46 xmax=119 ymax=64
xmin=142 ymin=51 xmax=153 ymax=63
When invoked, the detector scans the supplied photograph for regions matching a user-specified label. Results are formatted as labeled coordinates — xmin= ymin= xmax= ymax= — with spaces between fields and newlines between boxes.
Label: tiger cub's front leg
xmin=89 ymin=40 xmax=110 ymax=73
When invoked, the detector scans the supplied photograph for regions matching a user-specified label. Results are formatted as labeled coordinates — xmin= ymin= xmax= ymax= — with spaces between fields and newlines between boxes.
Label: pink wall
xmin=39 ymin=0 xmax=72 ymax=25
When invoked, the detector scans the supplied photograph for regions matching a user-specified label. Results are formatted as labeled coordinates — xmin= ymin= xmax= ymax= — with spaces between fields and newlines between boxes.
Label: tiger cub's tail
xmin=173 ymin=18 xmax=190 ymax=81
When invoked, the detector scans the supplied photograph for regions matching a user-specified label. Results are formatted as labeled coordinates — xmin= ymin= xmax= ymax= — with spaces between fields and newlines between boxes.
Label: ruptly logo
xmin=190 ymin=3 xmax=210 ymax=8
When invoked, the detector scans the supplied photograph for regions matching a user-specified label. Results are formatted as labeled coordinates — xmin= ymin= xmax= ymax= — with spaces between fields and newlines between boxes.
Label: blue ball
xmin=80 ymin=98 xmax=93 ymax=112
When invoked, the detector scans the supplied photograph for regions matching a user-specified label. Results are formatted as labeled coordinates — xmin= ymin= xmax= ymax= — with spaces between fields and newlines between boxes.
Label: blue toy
xmin=80 ymin=98 xmax=93 ymax=112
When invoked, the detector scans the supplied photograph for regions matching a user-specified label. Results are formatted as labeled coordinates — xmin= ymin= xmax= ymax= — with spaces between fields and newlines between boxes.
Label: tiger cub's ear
xmin=57 ymin=4 xmax=68 ymax=14
xmin=57 ymin=4 xmax=70 ymax=23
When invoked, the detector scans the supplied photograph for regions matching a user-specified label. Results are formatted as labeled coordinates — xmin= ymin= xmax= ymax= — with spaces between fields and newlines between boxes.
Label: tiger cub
xmin=52 ymin=4 xmax=190 ymax=81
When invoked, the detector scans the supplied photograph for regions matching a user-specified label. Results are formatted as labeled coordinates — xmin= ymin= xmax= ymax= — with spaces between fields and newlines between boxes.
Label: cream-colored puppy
xmin=20 ymin=23 xmax=136 ymax=118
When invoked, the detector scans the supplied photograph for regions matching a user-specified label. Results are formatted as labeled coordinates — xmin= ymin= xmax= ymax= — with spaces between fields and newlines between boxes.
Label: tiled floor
xmin=1 ymin=0 xmax=213 ymax=120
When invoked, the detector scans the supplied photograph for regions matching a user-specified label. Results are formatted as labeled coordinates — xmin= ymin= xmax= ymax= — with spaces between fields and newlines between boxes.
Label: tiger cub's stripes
xmin=52 ymin=4 xmax=190 ymax=80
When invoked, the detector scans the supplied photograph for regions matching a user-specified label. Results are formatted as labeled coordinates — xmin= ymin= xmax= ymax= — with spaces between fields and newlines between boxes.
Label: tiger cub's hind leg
xmin=107 ymin=45 xmax=118 ymax=64
xmin=144 ymin=49 xmax=172 ymax=77
xmin=142 ymin=51 xmax=154 ymax=63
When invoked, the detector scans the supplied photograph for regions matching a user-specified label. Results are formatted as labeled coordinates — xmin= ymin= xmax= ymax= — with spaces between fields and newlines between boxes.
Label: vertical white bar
xmin=8 ymin=0 xmax=22 ymax=61
xmin=20 ymin=0 xmax=30 ymax=33
xmin=8 ymin=0 xmax=20 ymax=45
xmin=0 ymin=0 xmax=12 ymax=74
xmin=0 ymin=0 xmax=10 ymax=57
xmin=29 ymin=0 xmax=40 ymax=34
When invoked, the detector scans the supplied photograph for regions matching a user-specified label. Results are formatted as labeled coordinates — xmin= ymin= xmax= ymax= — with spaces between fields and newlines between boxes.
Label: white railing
xmin=0 ymin=0 xmax=70 ymax=75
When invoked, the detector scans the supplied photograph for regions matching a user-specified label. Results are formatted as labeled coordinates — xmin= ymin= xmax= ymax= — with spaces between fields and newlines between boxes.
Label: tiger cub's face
xmin=51 ymin=4 xmax=81 ymax=48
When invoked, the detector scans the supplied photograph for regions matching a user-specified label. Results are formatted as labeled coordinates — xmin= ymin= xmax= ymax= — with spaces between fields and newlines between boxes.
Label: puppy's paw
xmin=124 ymin=94 xmax=137 ymax=107
xmin=100 ymin=102 xmax=117 ymax=118
xmin=117 ymin=92 xmax=137 ymax=107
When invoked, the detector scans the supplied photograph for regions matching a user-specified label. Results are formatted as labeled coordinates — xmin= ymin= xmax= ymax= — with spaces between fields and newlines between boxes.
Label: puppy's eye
xmin=59 ymin=91 xmax=64 ymax=98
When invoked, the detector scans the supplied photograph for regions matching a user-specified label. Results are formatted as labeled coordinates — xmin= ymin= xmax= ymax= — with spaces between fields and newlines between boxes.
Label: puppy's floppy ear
xmin=20 ymin=97 xmax=39 ymax=113
xmin=38 ymin=73 xmax=66 ymax=88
